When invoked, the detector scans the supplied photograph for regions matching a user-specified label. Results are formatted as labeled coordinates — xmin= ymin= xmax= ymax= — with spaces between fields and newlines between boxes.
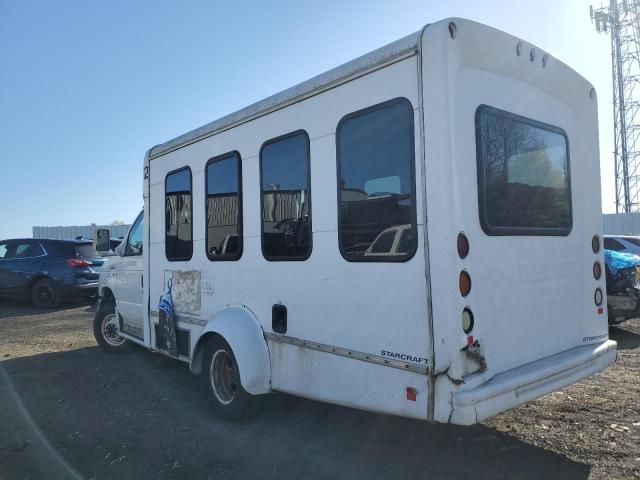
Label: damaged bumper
xmin=449 ymin=339 xmax=617 ymax=425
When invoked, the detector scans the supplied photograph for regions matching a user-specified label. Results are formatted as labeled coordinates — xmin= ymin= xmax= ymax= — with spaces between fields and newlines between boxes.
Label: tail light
xmin=457 ymin=232 xmax=469 ymax=259
xmin=592 ymin=235 xmax=600 ymax=254
xmin=459 ymin=271 xmax=472 ymax=297
xmin=66 ymin=258 xmax=91 ymax=268
xmin=593 ymin=261 xmax=602 ymax=280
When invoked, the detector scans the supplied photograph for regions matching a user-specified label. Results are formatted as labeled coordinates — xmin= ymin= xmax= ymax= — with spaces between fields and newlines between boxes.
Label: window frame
xmin=165 ymin=166 xmax=193 ymax=262
xmin=335 ymin=97 xmax=418 ymax=263
xmin=259 ymin=129 xmax=313 ymax=262
xmin=205 ymin=150 xmax=243 ymax=262
xmin=475 ymin=104 xmax=573 ymax=237
xmin=124 ymin=211 xmax=144 ymax=257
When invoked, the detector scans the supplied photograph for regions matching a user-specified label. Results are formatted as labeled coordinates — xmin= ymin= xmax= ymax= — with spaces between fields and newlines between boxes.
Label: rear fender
xmin=190 ymin=306 xmax=271 ymax=395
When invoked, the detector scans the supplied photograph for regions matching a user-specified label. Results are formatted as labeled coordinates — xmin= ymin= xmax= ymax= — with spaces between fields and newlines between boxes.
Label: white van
xmin=94 ymin=18 xmax=616 ymax=424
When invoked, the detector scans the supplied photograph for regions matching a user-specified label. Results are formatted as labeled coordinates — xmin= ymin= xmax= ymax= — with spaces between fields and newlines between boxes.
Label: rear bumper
xmin=450 ymin=339 xmax=617 ymax=425
xmin=59 ymin=282 xmax=99 ymax=299
xmin=608 ymin=292 xmax=640 ymax=323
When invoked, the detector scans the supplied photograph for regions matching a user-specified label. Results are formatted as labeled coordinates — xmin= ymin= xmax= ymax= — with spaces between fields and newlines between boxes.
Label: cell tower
xmin=591 ymin=0 xmax=640 ymax=212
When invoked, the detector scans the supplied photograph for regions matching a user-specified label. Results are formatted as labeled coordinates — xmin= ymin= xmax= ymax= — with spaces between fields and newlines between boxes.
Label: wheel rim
xmin=102 ymin=313 xmax=125 ymax=347
xmin=210 ymin=349 xmax=237 ymax=405
xmin=35 ymin=283 xmax=54 ymax=305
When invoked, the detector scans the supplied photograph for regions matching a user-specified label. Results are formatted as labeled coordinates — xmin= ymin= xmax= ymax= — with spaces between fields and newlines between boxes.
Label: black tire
xmin=202 ymin=337 xmax=262 ymax=420
xmin=93 ymin=303 xmax=131 ymax=353
xmin=30 ymin=278 xmax=61 ymax=309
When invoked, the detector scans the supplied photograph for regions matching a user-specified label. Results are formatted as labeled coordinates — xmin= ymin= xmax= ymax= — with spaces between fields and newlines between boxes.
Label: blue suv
xmin=0 ymin=239 xmax=105 ymax=308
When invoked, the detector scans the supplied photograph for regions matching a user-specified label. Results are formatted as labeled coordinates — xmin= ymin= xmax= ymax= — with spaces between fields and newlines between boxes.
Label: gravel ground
xmin=0 ymin=300 xmax=638 ymax=480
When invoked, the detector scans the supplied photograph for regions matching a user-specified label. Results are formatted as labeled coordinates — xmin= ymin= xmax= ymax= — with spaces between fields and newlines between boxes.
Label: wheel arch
xmin=190 ymin=306 xmax=271 ymax=395
xmin=28 ymin=274 xmax=54 ymax=290
xmin=99 ymin=286 xmax=115 ymax=306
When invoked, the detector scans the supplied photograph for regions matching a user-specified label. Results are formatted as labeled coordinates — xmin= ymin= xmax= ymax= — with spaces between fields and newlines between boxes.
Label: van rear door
xmin=421 ymin=19 xmax=613 ymax=423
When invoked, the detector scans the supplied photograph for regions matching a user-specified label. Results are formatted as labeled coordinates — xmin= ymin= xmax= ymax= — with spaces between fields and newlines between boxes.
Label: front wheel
xmin=202 ymin=338 xmax=262 ymax=420
xmin=93 ymin=303 xmax=131 ymax=353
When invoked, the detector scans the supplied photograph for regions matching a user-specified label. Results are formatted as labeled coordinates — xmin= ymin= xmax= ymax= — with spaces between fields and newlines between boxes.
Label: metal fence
xmin=32 ymin=224 xmax=131 ymax=241
xmin=603 ymin=213 xmax=640 ymax=235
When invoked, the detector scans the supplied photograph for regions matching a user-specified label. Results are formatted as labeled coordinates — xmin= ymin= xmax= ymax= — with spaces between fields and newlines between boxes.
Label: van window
xmin=475 ymin=105 xmax=572 ymax=236
xmin=260 ymin=131 xmax=311 ymax=260
xmin=206 ymin=152 xmax=242 ymax=261
xmin=125 ymin=213 xmax=144 ymax=256
xmin=165 ymin=167 xmax=193 ymax=261
xmin=337 ymin=98 xmax=417 ymax=262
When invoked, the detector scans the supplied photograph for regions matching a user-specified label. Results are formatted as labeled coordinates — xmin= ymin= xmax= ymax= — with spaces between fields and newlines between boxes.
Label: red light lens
xmin=593 ymin=262 xmax=602 ymax=280
xmin=459 ymin=271 xmax=472 ymax=297
xmin=592 ymin=235 xmax=600 ymax=254
xmin=406 ymin=387 xmax=417 ymax=402
xmin=66 ymin=258 xmax=91 ymax=268
xmin=457 ymin=233 xmax=469 ymax=259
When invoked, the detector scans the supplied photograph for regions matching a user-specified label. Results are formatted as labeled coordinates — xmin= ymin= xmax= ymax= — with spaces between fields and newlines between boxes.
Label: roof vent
xmin=448 ymin=22 xmax=457 ymax=39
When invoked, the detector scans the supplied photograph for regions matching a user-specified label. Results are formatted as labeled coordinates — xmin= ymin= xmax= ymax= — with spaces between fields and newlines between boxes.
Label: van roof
xmin=148 ymin=28 xmax=424 ymax=160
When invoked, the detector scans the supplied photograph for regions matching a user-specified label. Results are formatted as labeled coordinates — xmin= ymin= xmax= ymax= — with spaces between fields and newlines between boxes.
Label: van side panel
xmin=147 ymin=57 xmax=433 ymax=419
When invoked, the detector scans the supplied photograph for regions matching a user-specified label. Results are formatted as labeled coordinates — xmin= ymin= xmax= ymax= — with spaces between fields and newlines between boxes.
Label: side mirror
xmin=95 ymin=229 xmax=111 ymax=252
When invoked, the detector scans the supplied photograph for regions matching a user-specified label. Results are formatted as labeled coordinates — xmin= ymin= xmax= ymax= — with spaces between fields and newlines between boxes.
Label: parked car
xmin=604 ymin=248 xmax=640 ymax=324
xmin=604 ymin=235 xmax=640 ymax=256
xmin=0 ymin=238 xmax=105 ymax=308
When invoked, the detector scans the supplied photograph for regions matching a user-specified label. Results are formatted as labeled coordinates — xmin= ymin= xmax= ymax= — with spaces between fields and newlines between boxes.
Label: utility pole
xmin=591 ymin=0 xmax=640 ymax=212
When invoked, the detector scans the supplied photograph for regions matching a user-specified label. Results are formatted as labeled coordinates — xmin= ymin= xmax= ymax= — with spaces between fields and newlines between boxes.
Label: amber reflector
xmin=593 ymin=262 xmax=602 ymax=280
xmin=457 ymin=233 xmax=469 ymax=259
xmin=459 ymin=271 xmax=472 ymax=297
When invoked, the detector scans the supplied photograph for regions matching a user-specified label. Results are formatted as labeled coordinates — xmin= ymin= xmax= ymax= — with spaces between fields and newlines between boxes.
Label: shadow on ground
xmin=609 ymin=323 xmax=640 ymax=350
xmin=0 ymin=346 xmax=591 ymax=480
xmin=0 ymin=299 xmax=96 ymax=320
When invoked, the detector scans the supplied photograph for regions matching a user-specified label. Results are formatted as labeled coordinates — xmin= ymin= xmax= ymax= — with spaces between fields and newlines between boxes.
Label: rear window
xmin=475 ymin=105 xmax=572 ymax=236
xmin=74 ymin=244 xmax=96 ymax=258
xmin=604 ymin=238 xmax=625 ymax=251
xmin=623 ymin=237 xmax=640 ymax=247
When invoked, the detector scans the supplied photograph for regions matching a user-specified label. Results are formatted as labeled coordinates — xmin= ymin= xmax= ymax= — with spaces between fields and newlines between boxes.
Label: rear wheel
xmin=93 ymin=303 xmax=130 ymax=353
xmin=30 ymin=278 xmax=60 ymax=309
xmin=202 ymin=338 xmax=262 ymax=420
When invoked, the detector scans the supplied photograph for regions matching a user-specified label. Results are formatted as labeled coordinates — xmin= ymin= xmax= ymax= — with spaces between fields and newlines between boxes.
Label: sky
xmin=0 ymin=0 xmax=617 ymax=238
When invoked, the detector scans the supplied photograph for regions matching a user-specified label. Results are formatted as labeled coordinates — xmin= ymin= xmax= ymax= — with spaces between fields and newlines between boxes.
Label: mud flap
xmin=158 ymin=279 xmax=178 ymax=357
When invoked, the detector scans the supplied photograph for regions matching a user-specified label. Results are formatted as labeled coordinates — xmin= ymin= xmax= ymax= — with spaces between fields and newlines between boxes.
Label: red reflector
xmin=406 ymin=387 xmax=417 ymax=402
xmin=66 ymin=258 xmax=91 ymax=267
xmin=466 ymin=335 xmax=474 ymax=346
xmin=598 ymin=307 xmax=604 ymax=314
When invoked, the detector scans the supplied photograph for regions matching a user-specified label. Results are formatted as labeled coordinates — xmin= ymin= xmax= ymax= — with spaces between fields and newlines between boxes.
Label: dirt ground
xmin=0 ymin=301 xmax=638 ymax=480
